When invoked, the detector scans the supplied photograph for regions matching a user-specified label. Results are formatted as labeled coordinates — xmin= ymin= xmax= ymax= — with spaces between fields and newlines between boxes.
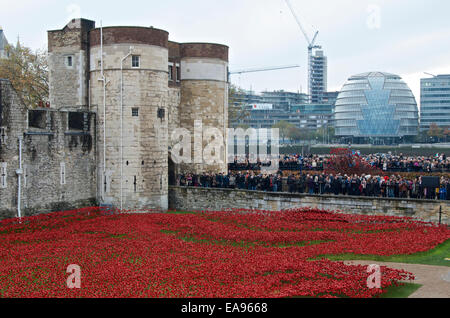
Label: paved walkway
xmin=344 ymin=260 xmax=450 ymax=298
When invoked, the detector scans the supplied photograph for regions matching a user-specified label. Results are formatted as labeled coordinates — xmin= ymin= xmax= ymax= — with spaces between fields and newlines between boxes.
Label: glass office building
xmin=420 ymin=74 xmax=450 ymax=131
xmin=335 ymin=72 xmax=419 ymax=143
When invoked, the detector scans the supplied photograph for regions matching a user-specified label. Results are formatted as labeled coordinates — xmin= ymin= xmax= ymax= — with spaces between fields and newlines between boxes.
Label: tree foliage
xmin=272 ymin=120 xmax=294 ymax=142
xmin=314 ymin=126 xmax=335 ymax=142
xmin=443 ymin=127 xmax=450 ymax=139
xmin=228 ymin=84 xmax=250 ymax=126
xmin=427 ymin=123 xmax=444 ymax=139
xmin=0 ymin=43 xmax=48 ymax=108
xmin=286 ymin=126 xmax=304 ymax=141
xmin=324 ymin=148 xmax=383 ymax=176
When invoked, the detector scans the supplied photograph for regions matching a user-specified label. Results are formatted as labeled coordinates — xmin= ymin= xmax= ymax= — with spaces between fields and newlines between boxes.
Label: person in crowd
xmin=287 ymin=174 xmax=296 ymax=193
xmin=229 ymin=153 xmax=450 ymax=174
xmin=177 ymin=152 xmax=450 ymax=201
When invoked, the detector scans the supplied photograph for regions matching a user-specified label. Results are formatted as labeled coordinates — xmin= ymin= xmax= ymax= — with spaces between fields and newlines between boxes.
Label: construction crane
xmin=228 ymin=65 xmax=301 ymax=122
xmin=229 ymin=64 xmax=300 ymax=75
xmin=228 ymin=64 xmax=300 ymax=84
xmin=284 ymin=0 xmax=321 ymax=102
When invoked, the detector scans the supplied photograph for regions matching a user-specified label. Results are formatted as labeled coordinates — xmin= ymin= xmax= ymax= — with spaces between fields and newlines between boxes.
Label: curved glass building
xmin=335 ymin=72 xmax=419 ymax=142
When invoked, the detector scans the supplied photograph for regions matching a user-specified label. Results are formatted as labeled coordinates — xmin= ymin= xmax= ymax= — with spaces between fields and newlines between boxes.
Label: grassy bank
xmin=314 ymin=239 xmax=450 ymax=267
xmin=379 ymin=283 xmax=422 ymax=298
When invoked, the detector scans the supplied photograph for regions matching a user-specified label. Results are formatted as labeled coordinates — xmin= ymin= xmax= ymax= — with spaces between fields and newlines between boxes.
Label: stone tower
xmin=178 ymin=43 xmax=229 ymax=174
xmin=48 ymin=19 xmax=95 ymax=109
xmin=89 ymin=26 xmax=169 ymax=210
xmin=46 ymin=19 xmax=229 ymax=211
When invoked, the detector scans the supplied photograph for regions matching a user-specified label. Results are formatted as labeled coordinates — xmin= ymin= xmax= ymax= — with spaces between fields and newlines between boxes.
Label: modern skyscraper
xmin=420 ymin=74 xmax=450 ymax=131
xmin=310 ymin=50 xmax=327 ymax=103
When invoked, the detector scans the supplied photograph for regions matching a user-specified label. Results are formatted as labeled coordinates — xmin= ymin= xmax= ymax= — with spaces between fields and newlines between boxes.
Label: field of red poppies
xmin=0 ymin=207 xmax=448 ymax=298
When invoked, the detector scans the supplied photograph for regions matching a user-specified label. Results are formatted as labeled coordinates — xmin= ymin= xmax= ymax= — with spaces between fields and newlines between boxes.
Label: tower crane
xmin=424 ymin=72 xmax=437 ymax=78
xmin=229 ymin=64 xmax=300 ymax=75
xmin=284 ymin=0 xmax=321 ymax=102
xmin=228 ymin=65 xmax=301 ymax=122
xmin=228 ymin=64 xmax=301 ymax=90
xmin=228 ymin=64 xmax=300 ymax=82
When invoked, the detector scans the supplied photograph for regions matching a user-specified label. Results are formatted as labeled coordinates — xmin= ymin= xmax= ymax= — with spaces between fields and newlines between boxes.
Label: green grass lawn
xmin=314 ymin=239 xmax=450 ymax=267
xmin=290 ymin=283 xmax=423 ymax=298
xmin=379 ymin=283 xmax=423 ymax=298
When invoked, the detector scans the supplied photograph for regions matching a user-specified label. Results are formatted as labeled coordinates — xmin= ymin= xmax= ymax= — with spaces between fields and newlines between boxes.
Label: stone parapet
xmin=169 ymin=186 xmax=449 ymax=225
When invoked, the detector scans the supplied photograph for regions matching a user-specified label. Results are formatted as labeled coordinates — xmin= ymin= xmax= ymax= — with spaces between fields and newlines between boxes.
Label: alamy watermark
xmin=367 ymin=264 xmax=381 ymax=289
xmin=170 ymin=120 xmax=280 ymax=174
xmin=442 ymin=270 xmax=450 ymax=283
xmin=367 ymin=4 xmax=381 ymax=30
xmin=66 ymin=264 xmax=81 ymax=289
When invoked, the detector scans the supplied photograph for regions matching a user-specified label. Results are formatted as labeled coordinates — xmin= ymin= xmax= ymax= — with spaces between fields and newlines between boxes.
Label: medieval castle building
xmin=0 ymin=18 xmax=229 ymax=218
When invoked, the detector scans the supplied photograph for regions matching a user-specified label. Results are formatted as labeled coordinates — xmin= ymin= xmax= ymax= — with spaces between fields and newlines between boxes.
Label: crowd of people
xmin=174 ymin=171 xmax=450 ymax=201
xmin=228 ymin=153 xmax=450 ymax=173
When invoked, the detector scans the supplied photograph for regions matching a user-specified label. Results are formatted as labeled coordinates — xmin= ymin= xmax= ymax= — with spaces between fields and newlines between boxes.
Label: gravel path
xmin=344 ymin=260 xmax=450 ymax=298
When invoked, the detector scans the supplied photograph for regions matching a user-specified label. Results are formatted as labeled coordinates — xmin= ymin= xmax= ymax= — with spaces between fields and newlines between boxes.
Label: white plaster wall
xmin=181 ymin=58 xmax=227 ymax=82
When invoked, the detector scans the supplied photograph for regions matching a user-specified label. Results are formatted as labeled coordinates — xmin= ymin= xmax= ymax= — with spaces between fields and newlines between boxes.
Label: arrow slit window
xmin=1 ymin=163 xmax=7 ymax=188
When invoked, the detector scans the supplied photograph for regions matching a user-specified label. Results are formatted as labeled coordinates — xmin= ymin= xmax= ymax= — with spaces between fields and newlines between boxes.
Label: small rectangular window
xmin=132 ymin=55 xmax=140 ymax=68
xmin=23 ymin=165 xmax=27 ymax=188
xmin=132 ymin=108 xmax=139 ymax=117
xmin=60 ymin=162 xmax=66 ymax=185
xmin=176 ymin=63 xmax=180 ymax=82
xmin=68 ymin=112 xmax=84 ymax=131
xmin=66 ymin=55 xmax=73 ymax=67
xmin=169 ymin=64 xmax=174 ymax=81
xmin=0 ymin=127 xmax=7 ymax=146
xmin=104 ymin=171 xmax=112 ymax=194
xmin=1 ymin=163 xmax=7 ymax=189
xmin=67 ymin=112 xmax=90 ymax=132
xmin=157 ymin=108 xmax=165 ymax=120
xmin=28 ymin=110 xmax=48 ymax=130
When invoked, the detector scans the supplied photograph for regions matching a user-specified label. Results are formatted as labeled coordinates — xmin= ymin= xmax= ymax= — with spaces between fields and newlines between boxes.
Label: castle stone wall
xmin=169 ymin=186 xmax=449 ymax=225
xmin=168 ymin=87 xmax=181 ymax=141
xmin=89 ymin=38 xmax=169 ymax=210
xmin=48 ymin=19 xmax=95 ymax=109
xmin=178 ymin=43 xmax=229 ymax=175
xmin=1 ymin=19 xmax=232 ymax=219
xmin=0 ymin=79 xmax=97 ymax=219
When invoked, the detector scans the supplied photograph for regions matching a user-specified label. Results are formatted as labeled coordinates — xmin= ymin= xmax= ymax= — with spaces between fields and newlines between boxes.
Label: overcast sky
xmin=1 ymin=0 xmax=450 ymax=100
